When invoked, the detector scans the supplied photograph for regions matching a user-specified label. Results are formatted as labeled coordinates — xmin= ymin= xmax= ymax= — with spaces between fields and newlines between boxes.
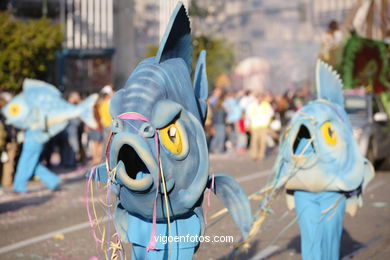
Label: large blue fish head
xmin=105 ymin=4 xmax=209 ymax=220
xmin=274 ymin=60 xmax=374 ymax=216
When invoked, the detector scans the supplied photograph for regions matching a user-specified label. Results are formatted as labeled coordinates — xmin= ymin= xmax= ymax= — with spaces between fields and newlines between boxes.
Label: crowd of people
xmin=0 ymin=85 xmax=114 ymax=192
xmin=205 ymin=87 xmax=311 ymax=160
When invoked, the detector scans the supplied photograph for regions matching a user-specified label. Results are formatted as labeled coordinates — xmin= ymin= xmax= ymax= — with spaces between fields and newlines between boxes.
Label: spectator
xmin=0 ymin=93 xmax=19 ymax=188
xmin=62 ymin=92 xmax=82 ymax=168
xmin=319 ymin=20 xmax=343 ymax=66
xmin=209 ymin=93 xmax=227 ymax=154
xmin=99 ymin=85 xmax=114 ymax=159
xmin=209 ymin=87 xmax=223 ymax=108
xmin=236 ymin=111 xmax=248 ymax=153
xmin=247 ymin=93 xmax=274 ymax=161
xmin=88 ymin=96 xmax=104 ymax=165
xmin=223 ymin=91 xmax=242 ymax=151
xmin=204 ymin=97 xmax=214 ymax=148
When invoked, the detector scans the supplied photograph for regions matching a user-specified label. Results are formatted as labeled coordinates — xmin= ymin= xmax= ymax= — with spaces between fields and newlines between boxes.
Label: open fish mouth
xmin=116 ymin=144 xmax=154 ymax=192
xmin=109 ymin=132 xmax=174 ymax=193
xmin=292 ymin=124 xmax=315 ymax=156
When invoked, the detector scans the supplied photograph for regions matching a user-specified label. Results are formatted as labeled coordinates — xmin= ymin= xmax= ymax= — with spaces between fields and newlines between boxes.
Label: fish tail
xmin=79 ymin=94 xmax=99 ymax=128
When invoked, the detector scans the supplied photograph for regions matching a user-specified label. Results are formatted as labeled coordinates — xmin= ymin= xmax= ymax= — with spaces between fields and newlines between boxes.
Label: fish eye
xmin=8 ymin=104 xmax=21 ymax=116
xmin=320 ymin=121 xmax=337 ymax=146
xmin=159 ymin=120 xmax=183 ymax=155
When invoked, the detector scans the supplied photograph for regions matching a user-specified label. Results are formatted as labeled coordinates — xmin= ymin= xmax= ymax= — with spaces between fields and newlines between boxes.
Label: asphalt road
xmin=0 ymin=152 xmax=389 ymax=260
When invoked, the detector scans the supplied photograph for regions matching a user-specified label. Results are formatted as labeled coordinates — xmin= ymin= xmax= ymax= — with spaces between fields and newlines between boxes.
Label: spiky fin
xmin=23 ymin=78 xmax=61 ymax=97
xmin=316 ymin=60 xmax=344 ymax=106
xmin=155 ymin=2 xmax=192 ymax=73
xmin=194 ymin=50 xmax=208 ymax=122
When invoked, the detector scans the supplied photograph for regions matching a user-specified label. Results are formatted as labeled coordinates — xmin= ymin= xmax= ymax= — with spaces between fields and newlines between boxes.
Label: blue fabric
xmin=127 ymin=213 xmax=200 ymax=259
xmin=294 ymin=191 xmax=346 ymax=260
xmin=132 ymin=244 xmax=195 ymax=260
xmin=13 ymin=130 xmax=60 ymax=193
xmin=127 ymin=213 xmax=201 ymax=249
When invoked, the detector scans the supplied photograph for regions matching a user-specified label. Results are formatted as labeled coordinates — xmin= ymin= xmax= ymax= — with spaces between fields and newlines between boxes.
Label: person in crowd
xmin=247 ymin=92 xmax=274 ymax=161
xmin=319 ymin=20 xmax=343 ymax=66
xmin=99 ymin=85 xmax=114 ymax=159
xmin=223 ymin=91 xmax=242 ymax=152
xmin=62 ymin=91 xmax=82 ymax=168
xmin=209 ymin=92 xmax=227 ymax=154
xmin=0 ymin=95 xmax=8 ymax=190
xmin=236 ymin=111 xmax=248 ymax=153
xmin=88 ymin=95 xmax=104 ymax=165
xmin=209 ymin=87 xmax=223 ymax=108
xmin=240 ymin=90 xmax=257 ymax=149
xmin=274 ymin=94 xmax=289 ymax=127
xmin=0 ymin=93 xmax=19 ymax=189
xmin=204 ymin=97 xmax=214 ymax=148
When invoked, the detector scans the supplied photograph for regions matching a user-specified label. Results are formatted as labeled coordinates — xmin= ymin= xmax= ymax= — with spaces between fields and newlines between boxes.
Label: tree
xmin=0 ymin=12 xmax=63 ymax=91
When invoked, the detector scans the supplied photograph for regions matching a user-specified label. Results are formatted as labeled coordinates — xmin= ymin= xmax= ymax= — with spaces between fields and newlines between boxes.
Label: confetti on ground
xmin=53 ymin=233 xmax=65 ymax=240
xmin=371 ymin=202 xmax=387 ymax=208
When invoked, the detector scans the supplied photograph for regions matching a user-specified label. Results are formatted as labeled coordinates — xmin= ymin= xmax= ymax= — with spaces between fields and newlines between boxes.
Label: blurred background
xmin=0 ymin=0 xmax=389 ymax=259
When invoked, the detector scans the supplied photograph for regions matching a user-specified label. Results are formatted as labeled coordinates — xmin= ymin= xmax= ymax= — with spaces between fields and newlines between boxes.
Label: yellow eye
xmin=159 ymin=122 xmax=183 ymax=155
xmin=8 ymin=104 xmax=21 ymax=116
xmin=320 ymin=122 xmax=337 ymax=145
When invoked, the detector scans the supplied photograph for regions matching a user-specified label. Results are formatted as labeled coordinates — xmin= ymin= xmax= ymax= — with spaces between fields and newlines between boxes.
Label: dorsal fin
xmin=23 ymin=78 xmax=61 ymax=97
xmin=155 ymin=2 xmax=192 ymax=73
xmin=316 ymin=60 xmax=344 ymax=106
xmin=194 ymin=50 xmax=208 ymax=122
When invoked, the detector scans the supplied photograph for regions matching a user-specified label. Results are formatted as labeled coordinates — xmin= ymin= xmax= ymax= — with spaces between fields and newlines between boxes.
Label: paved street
xmin=0 ymin=152 xmax=389 ymax=260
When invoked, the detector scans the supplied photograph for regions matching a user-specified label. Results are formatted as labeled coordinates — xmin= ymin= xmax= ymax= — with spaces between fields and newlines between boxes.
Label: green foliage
xmin=0 ymin=12 xmax=63 ymax=91
xmin=144 ymin=36 xmax=235 ymax=91
xmin=193 ymin=36 xmax=235 ymax=90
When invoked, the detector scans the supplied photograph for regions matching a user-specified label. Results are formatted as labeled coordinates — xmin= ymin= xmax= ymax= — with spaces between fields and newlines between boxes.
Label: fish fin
xmin=109 ymin=89 xmax=124 ymax=117
xmin=155 ymin=2 xmax=192 ymax=73
xmin=23 ymin=78 xmax=61 ymax=97
xmin=115 ymin=204 xmax=129 ymax=243
xmin=79 ymin=94 xmax=99 ymax=129
xmin=209 ymin=173 xmax=252 ymax=239
xmin=86 ymin=163 xmax=109 ymax=183
xmin=194 ymin=50 xmax=208 ymax=124
xmin=316 ymin=60 xmax=344 ymax=106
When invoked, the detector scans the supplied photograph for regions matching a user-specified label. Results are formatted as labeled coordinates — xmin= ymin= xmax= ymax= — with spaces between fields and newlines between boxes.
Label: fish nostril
xmin=111 ymin=118 xmax=123 ymax=133
xmin=140 ymin=122 xmax=155 ymax=138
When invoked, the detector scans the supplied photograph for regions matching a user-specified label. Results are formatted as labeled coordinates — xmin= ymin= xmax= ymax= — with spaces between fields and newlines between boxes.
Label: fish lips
xmin=109 ymin=132 xmax=175 ymax=193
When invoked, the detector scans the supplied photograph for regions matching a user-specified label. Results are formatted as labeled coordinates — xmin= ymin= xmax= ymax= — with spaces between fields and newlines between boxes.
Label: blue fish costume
xmin=2 ymin=79 xmax=98 ymax=193
xmin=273 ymin=61 xmax=375 ymax=260
xmin=88 ymin=3 xmax=252 ymax=259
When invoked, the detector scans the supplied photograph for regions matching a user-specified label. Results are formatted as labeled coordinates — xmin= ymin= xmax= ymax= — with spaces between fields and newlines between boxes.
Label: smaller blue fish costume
xmin=273 ymin=61 xmax=374 ymax=260
xmin=2 ymin=79 xmax=98 ymax=192
xmin=88 ymin=3 xmax=252 ymax=259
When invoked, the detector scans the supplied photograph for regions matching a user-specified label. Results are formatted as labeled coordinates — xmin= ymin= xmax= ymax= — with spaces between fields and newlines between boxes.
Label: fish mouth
xmin=116 ymin=144 xmax=153 ymax=192
xmin=292 ymin=124 xmax=315 ymax=156
xmin=110 ymin=133 xmax=174 ymax=193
